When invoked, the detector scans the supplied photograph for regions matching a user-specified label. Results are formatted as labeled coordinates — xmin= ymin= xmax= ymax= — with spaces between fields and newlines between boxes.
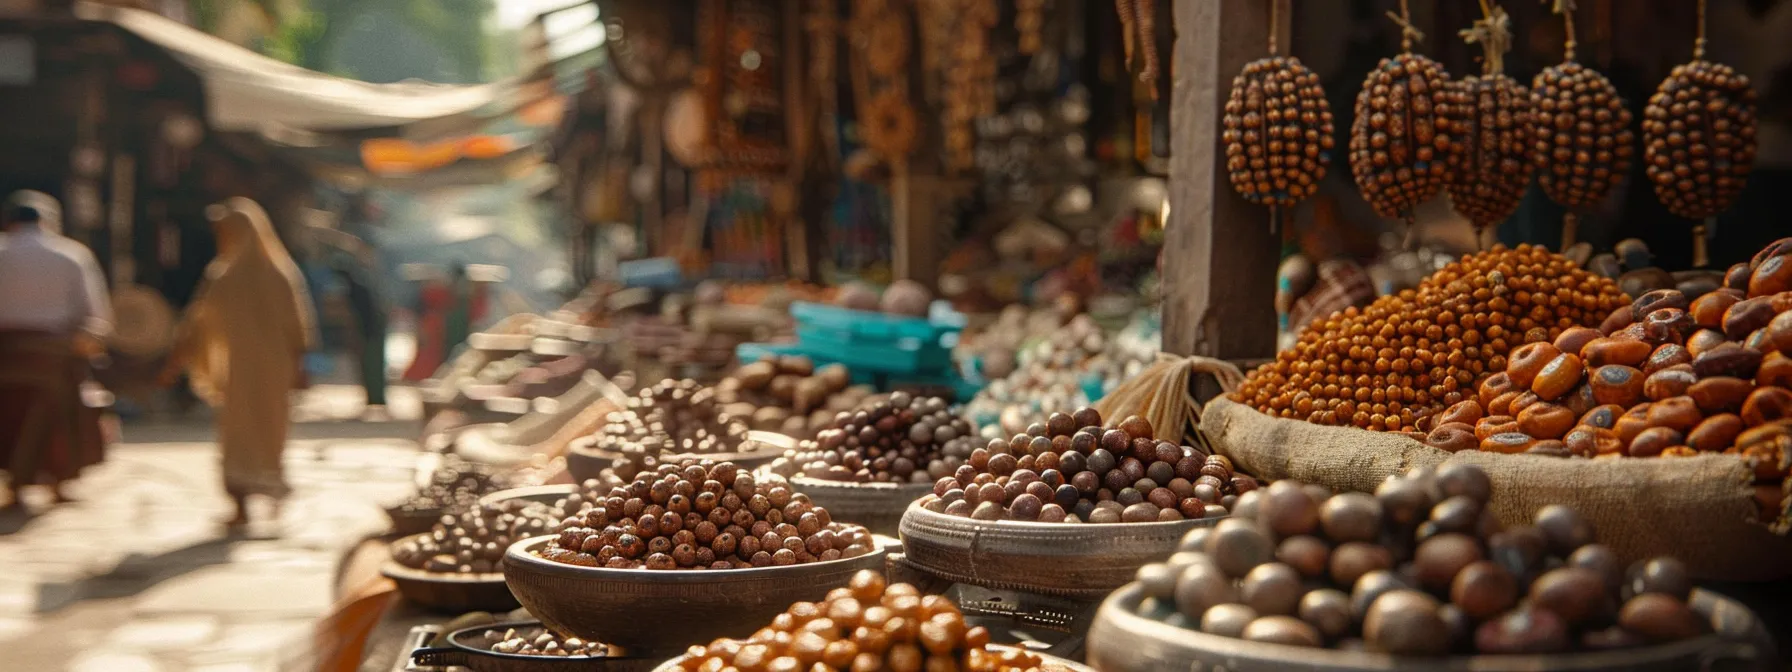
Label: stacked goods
xmin=475 ymin=625 xmax=606 ymax=657
xmin=590 ymin=379 xmax=760 ymax=457
xmin=767 ymin=393 xmax=978 ymax=484
xmin=390 ymin=454 xmax=511 ymax=516
xmin=537 ymin=459 xmax=876 ymax=569
xmin=718 ymin=356 xmax=872 ymax=438
xmin=668 ymin=570 xmax=1062 ymax=672
xmin=1124 ymin=464 xmax=1707 ymax=653
xmin=964 ymin=313 xmax=1156 ymax=438
xmin=393 ymin=492 xmax=596 ymax=574
xmin=836 ymin=279 xmax=935 ymax=317
xmin=1418 ymin=238 xmax=1791 ymax=484
xmin=916 ymin=408 xmax=1257 ymax=523
xmin=1234 ymin=245 xmax=1629 ymax=431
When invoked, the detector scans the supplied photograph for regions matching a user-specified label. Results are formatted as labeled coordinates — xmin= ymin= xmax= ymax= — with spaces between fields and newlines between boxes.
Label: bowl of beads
xmin=566 ymin=380 xmax=792 ymax=483
xmin=410 ymin=620 xmax=660 ymax=672
xmin=764 ymin=392 xmax=976 ymax=535
xmin=650 ymin=570 xmax=1095 ymax=672
xmin=897 ymin=408 xmax=1257 ymax=598
xmin=385 ymin=492 xmax=597 ymax=612
xmin=1084 ymin=464 xmax=1778 ymax=671
xmin=503 ymin=458 xmax=888 ymax=652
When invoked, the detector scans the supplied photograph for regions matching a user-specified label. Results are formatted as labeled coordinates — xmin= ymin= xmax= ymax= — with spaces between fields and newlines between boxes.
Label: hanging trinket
xmin=1222 ymin=0 xmax=1334 ymax=234
xmin=1643 ymin=0 xmax=1757 ymax=267
xmin=1348 ymin=0 xmax=1462 ymax=246
xmin=1532 ymin=0 xmax=1634 ymax=249
xmin=1445 ymin=0 xmax=1536 ymax=248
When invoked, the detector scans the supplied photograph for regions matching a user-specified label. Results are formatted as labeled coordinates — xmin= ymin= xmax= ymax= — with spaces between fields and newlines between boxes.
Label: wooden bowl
xmin=381 ymin=533 xmax=519 ymax=613
xmin=897 ymin=501 xmax=1222 ymax=598
xmin=409 ymin=620 xmax=661 ymax=672
xmin=1087 ymin=582 xmax=1779 ymax=672
xmin=650 ymin=644 xmax=1096 ymax=671
xmin=478 ymin=484 xmax=579 ymax=509
xmin=502 ymin=535 xmax=888 ymax=653
xmin=787 ymin=476 xmax=934 ymax=536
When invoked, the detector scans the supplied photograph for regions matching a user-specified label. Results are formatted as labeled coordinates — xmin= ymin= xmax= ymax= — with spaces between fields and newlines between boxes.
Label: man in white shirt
xmin=0 ymin=191 xmax=112 ymax=339
xmin=0 ymin=191 xmax=112 ymax=510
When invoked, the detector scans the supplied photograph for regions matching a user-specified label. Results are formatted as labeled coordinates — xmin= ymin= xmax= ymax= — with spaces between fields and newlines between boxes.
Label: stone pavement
xmin=0 ymin=385 xmax=428 ymax=672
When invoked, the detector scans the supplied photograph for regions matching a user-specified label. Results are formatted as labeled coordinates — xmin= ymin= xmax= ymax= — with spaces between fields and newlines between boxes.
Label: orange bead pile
xmin=1236 ymin=245 xmax=1628 ymax=431
xmin=670 ymin=570 xmax=1053 ymax=672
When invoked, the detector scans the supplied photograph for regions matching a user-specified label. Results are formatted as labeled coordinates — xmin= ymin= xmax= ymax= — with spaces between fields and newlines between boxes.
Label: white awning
xmin=73 ymin=1 xmax=512 ymax=135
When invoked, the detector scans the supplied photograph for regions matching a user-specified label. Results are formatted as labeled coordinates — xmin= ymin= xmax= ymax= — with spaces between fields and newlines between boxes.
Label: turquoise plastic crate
xmin=787 ymin=301 xmax=965 ymax=375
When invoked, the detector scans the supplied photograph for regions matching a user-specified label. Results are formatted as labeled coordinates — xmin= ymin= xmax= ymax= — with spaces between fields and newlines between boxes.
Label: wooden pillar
xmin=890 ymin=165 xmax=939 ymax=288
xmin=1162 ymin=0 xmax=1284 ymax=393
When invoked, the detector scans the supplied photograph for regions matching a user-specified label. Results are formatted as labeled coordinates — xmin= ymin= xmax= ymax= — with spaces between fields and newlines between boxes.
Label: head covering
xmin=3 ymin=190 xmax=61 ymax=231
xmin=206 ymin=197 xmax=306 ymax=291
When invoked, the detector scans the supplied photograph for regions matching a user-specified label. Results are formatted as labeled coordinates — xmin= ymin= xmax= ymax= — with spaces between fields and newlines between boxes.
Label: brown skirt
xmin=0 ymin=331 xmax=105 ymax=486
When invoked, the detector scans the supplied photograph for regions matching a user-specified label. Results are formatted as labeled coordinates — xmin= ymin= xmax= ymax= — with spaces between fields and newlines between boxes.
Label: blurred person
xmin=0 ymin=191 xmax=112 ymax=509
xmin=163 ymin=198 xmax=316 ymax=527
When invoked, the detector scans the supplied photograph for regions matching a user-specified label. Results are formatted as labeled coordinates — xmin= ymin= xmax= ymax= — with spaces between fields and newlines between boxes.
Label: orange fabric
xmin=311 ymin=576 xmax=399 ymax=672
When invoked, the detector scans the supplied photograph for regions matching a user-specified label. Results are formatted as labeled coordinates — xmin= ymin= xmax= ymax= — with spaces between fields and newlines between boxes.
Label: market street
xmin=0 ymin=386 xmax=423 ymax=672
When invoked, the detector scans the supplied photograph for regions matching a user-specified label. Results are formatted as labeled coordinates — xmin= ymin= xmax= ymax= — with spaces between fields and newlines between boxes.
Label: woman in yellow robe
xmin=169 ymin=198 xmax=316 ymax=525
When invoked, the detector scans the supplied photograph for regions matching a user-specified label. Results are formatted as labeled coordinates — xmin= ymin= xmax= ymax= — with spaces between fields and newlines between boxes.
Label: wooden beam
xmin=1162 ymin=0 xmax=1284 ymax=395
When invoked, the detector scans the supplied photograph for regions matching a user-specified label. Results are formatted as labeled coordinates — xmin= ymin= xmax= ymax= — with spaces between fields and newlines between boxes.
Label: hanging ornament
xmin=1532 ymin=0 xmax=1634 ymax=248
xmin=1348 ymin=0 xmax=1462 ymax=245
xmin=1445 ymin=1 xmax=1536 ymax=247
xmin=1222 ymin=0 xmax=1334 ymax=233
xmin=1643 ymin=0 xmax=1757 ymax=266
xmin=1113 ymin=0 xmax=1159 ymax=100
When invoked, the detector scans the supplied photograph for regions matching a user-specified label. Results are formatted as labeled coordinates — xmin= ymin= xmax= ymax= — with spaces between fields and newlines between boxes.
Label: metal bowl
xmin=381 ymin=533 xmax=520 ymax=613
xmin=788 ymin=476 xmax=934 ymax=536
xmin=409 ymin=620 xmax=660 ymax=672
xmin=503 ymin=535 xmax=888 ymax=653
xmin=898 ymin=502 xmax=1223 ymax=598
xmin=649 ymin=643 xmax=1097 ymax=671
xmin=1086 ymin=582 xmax=1779 ymax=672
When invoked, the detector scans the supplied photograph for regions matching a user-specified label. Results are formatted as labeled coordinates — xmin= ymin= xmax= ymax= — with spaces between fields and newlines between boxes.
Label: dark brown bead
xmin=1741 ymin=387 xmax=1792 ymax=426
xmin=1517 ymin=403 xmax=1577 ymax=440
xmin=1630 ymin=426 xmax=1686 ymax=457
xmin=1582 ymin=337 xmax=1653 ymax=368
xmin=1688 ymin=413 xmax=1745 ymax=452
xmin=1644 ymin=368 xmax=1698 ymax=401
xmin=1645 ymin=344 xmax=1693 ymax=375
xmin=1688 ymin=377 xmax=1754 ymax=413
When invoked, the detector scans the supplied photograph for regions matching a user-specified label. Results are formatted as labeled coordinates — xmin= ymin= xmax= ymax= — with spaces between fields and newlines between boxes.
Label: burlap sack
xmin=1202 ymin=396 xmax=1792 ymax=581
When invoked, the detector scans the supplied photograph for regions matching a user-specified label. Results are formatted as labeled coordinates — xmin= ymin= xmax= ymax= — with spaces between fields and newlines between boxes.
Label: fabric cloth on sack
xmin=174 ymin=198 xmax=316 ymax=499
xmin=1202 ymin=396 xmax=1792 ymax=581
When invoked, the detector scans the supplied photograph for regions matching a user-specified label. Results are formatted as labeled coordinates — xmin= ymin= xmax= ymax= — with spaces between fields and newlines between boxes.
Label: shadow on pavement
xmin=32 ymin=533 xmax=248 ymax=614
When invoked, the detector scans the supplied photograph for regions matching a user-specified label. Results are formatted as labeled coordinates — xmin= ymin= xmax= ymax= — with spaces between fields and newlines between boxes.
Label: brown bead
xmin=1647 ymin=396 xmax=1704 ymax=433
xmin=1487 ymin=391 xmax=1523 ymax=417
xmin=1616 ymin=404 xmax=1653 ymax=445
xmin=1479 ymin=372 xmax=1518 ymax=407
xmin=1507 ymin=342 xmax=1562 ymax=389
xmin=1752 ymin=255 xmax=1792 ymax=297
xmin=1476 ymin=415 xmax=1520 ymax=441
xmin=1564 ymin=426 xmax=1623 ymax=457
xmin=1742 ymin=387 xmax=1792 ymax=426
xmin=1482 ymin=432 xmax=1537 ymax=454
xmin=1642 ymin=308 xmax=1697 ymax=344
xmin=1686 ymin=329 xmax=1730 ymax=357
xmin=1759 ymin=352 xmax=1792 ymax=387
xmin=1645 ymin=344 xmax=1693 ymax=375
xmin=1426 ymin=424 xmax=1479 ymax=453
xmin=1582 ymin=337 xmax=1654 ymax=368
xmin=1630 ymin=427 xmax=1686 ymax=458
xmin=1579 ymin=404 xmax=1626 ymax=430
xmin=1693 ymin=343 xmax=1764 ymax=379
xmin=1438 ymin=400 xmax=1484 ymax=426
xmin=1554 ymin=327 xmax=1603 ymax=359
xmin=1532 ymin=353 xmax=1585 ymax=400
xmin=1688 ymin=377 xmax=1754 ymax=413
xmin=1509 ymin=391 xmax=1546 ymax=416
xmin=1770 ymin=312 xmax=1792 ymax=353
xmin=1517 ymin=403 xmax=1577 ymax=440
xmin=1588 ymin=365 xmax=1646 ymax=407
xmin=1601 ymin=305 xmax=1637 ymax=335
xmin=1688 ymin=414 xmax=1745 ymax=452
xmin=1690 ymin=293 xmax=1741 ymax=329
xmin=1724 ymin=298 xmax=1777 ymax=340
xmin=1644 ymin=368 xmax=1698 ymax=401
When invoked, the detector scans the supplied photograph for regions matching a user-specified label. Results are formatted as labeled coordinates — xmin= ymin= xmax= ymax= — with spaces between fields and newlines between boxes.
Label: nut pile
xmin=670 ymin=570 xmax=1055 ymax=672
xmin=1130 ymin=464 xmax=1708 ymax=653
xmin=1445 ymin=73 xmax=1536 ymax=229
xmin=1223 ymin=55 xmax=1335 ymax=207
xmin=768 ymin=392 xmax=978 ymax=484
xmin=393 ymin=493 xmax=595 ymax=574
xmin=1421 ymin=239 xmax=1792 ymax=483
xmin=1349 ymin=53 xmax=1461 ymax=219
xmin=719 ymin=355 xmax=872 ymax=438
xmin=964 ymin=312 xmax=1155 ymax=439
xmin=477 ymin=625 xmax=606 ymax=657
xmin=916 ymin=408 xmax=1258 ymax=523
xmin=1643 ymin=60 xmax=1757 ymax=220
xmin=1236 ymin=245 xmax=1629 ymax=431
xmin=1533 ymin=61 xmax=1635 ymax=209
xmin=539 ymin=460 xmax=876 ymax=569
xmin=592 ymin=379 xmax=758 ymax=456
xmin=390 ymin=454 xmax=507 ymax=515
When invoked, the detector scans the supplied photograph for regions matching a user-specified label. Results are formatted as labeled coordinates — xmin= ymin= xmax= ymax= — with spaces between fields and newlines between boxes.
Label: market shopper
xmin=164 ymin=198 xmax=316 ymax=527
xmin=0 ymin=190 xmax=113 ymax=510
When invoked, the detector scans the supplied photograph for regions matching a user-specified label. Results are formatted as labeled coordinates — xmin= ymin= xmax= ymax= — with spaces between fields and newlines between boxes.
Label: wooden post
xmin=1163 ymin=0 xmax=1285 ymax=397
